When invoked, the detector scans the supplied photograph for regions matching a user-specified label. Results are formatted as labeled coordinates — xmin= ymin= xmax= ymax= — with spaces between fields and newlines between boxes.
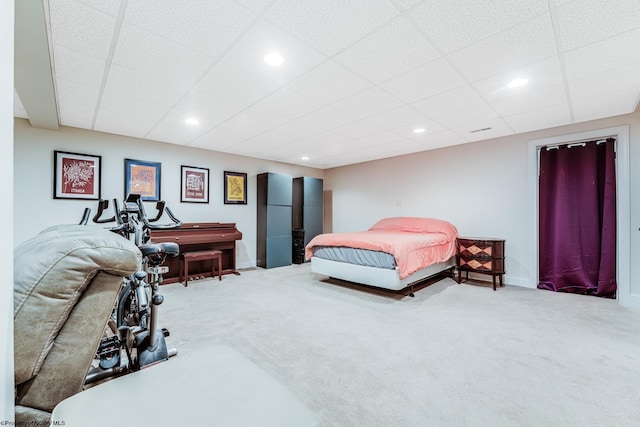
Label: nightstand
xmin=456 ymin=237 xmax=505 ymax=291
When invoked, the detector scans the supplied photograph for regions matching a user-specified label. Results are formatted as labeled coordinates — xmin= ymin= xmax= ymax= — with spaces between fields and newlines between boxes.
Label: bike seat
xmin=139 ymin=242 xmax=180 ymax=265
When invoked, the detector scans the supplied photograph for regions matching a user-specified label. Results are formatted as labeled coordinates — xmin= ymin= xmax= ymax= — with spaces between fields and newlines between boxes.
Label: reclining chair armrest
xmin=14 ymin=225 xmax=140 ymax=421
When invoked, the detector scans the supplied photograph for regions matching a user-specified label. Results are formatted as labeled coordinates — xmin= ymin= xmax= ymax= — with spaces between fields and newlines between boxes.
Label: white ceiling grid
xmin=14 ymin=0 xmax=640 ymax=168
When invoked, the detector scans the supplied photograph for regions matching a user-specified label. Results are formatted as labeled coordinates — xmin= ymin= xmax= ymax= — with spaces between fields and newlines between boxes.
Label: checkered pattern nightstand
xmin=456 ymin=237 xmax=505 ymax=290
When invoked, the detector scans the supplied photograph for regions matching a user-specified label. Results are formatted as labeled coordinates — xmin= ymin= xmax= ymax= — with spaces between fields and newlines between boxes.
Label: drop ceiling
xmin=13 ymin=0 xmax=640 ymax=169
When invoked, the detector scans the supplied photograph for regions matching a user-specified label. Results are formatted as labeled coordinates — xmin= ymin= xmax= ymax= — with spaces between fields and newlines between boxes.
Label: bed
xmin=305 ymin=217 xmax=458 ymax=296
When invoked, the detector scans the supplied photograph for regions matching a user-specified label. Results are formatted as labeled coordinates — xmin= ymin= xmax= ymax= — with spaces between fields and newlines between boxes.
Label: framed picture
xmin=124 ymin=158 xmax=161 ymax=201
xmin=54 ymin=150 xmax=102 ymax=200
xmin=181 ymin=165 xmax=209 ymax=203
xmin=224 ymin=171 xmax=247 ymax=205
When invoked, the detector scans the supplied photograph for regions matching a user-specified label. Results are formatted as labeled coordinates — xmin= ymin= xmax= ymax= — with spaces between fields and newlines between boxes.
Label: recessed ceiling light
xmin=413 ymin=128 xmax=426 ymax=134
xmin=507 ymin=78 xmax=528 ymax=89
xmin=185 ymin=118 xmax=199 ymax=125
xmin=264 ymin=52 xmax=284 ymax=66
xmin=301 ymin=156 xmax=310 ymax=161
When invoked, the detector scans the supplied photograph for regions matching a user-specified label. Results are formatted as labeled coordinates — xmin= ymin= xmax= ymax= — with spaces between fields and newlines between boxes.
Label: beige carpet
xmin=159 ymin=264 xmax=640 ymax=427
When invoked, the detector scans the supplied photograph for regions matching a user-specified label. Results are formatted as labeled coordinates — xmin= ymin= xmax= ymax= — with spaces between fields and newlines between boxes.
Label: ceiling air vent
xmin=470 ymin=127 xmax=492 ymax=133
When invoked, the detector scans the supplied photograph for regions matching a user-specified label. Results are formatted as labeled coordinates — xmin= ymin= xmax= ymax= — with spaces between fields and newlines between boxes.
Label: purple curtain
xmin=537 ymin=139 xmax=617 ymax=298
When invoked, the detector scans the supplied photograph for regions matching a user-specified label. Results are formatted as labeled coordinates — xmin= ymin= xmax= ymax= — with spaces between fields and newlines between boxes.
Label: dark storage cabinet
xmin=257 ymin=173 xmax=293 ymax=268
xmin=292 ymin=177 xmax=323 ymax=254
xmin=292 ymin=229 xmax=305 ymax=264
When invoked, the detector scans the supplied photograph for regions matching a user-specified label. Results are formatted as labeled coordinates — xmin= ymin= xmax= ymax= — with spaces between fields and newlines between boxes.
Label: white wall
xmin=13 ymin=109 xmax=640 ymax=307
xmin=325 ymin=112 xmax=640 ymax=307
xmin=2 ymin=0 xmax=13 ymax=420
xmin=13 ymin=119 xmax=324 ymax=268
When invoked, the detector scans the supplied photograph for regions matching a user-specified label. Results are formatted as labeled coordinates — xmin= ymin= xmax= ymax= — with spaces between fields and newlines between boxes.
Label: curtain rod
xmin=539 ymin=136 xmax=616 ymax=151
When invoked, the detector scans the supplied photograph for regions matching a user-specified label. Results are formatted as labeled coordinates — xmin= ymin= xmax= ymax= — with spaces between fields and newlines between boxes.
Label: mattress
xmin=310 ymin=256 xmax=455 ymax=291
xmin=312 ymin=246 xmax=396 ymax=269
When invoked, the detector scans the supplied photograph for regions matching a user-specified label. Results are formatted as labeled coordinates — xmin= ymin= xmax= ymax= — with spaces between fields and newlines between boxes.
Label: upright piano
xmin=150 ymin=222 xmax=243 ymax=284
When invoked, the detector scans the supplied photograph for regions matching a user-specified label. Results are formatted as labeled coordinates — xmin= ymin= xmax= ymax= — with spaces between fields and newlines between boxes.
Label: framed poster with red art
xmin=181 ymin=165 xmax=209 ymax=203
xmin=54 ymin=150 xmax=102 ymax=200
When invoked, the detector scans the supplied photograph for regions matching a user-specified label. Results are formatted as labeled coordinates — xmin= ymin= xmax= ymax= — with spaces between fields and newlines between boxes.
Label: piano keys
xmin=150 ymin=222 xmax=243 ymax=284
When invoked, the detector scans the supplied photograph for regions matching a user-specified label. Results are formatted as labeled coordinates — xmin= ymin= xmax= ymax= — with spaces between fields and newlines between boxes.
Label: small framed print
xmin=124 ymin=158 xmax=161 ymax=201
xmin=224 ymin=171 xmax=247 ymax=205
xmin=54 ymin=150 xmax=102 ymax=200
xmin=181 ymin=165 xmax=209 ymax=203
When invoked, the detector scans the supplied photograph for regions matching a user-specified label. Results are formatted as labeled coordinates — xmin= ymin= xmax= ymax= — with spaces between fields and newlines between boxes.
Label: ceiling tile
xmin=93 ymin=108 xmax=162 ymax=139
xmin=557 ymin=0 xmax=640 ymax=51
xmin=304 ymin=120 xmax=385 ymax=147
xmin=411 ymin=85 xmax=485 ymax=119
xmin=393 ymin=0 xmax=423 ymax=11
xmin=234 ymin=0 xmax=273 ymax=14
xmin=471 ymin=57 xmax=564 ymax=103
xmin=49 ymin=0 xmax=116 ymax=59
xmin=277 ymin=129 xmax=403 ymax=163
xmin=410 ymin=0 xmax=549 ymax=53
xmin=220 ymin=19 xmax=327 ymax=85
xmin=572 ymin=86 xmax=640 ymax=123
xmin=99 ymin=90 xmax=172 ymax=122
xmin=418 ymin=130 xmax=467 ymax=150
xmin=564 ymin=28 xmax=640 ymax=81
xmin=569 ymin=62 xmax=640 ymax=102
xmin=52 ymin=44 xmax=105 ymax=88
xmin=436 ymin=104 xmax=499 ymax=129
xmin=332 ymin=87 xmax=404 ymax=119
xmin=75 ymin=0 xmax=121 ymax=16
xmin=380 ymin=58 xmax=466 ymax=103
xmin=334 ymin=16 xmax=440 ymax=83
xmin=490 ymin=84 xmax=567 ymax=116
xmin=196 ymin=61 xmax=280 ymax=105
xmin=170 ymin=90 xmax=247 ymax=127
xmin=112 ymin=23 xmax=215 ymax=86
xmin=123 ymin=0 xmax=256 ymax=59
xmin=145 ymin=112 xmax=213 ymax=145
xmin=448 ymin=14 xmax=557 ymax=82
xmin=385 ymin=138 xmax=432 ymax=155
xmin=286 ymin=60 xmax=372 ymax=104
xmin=292 ymin=107 xmax=360 ymax=136
xmin=364 ymin=105 xmax=433 ymax=131
xmin=253 ymin=88 xmax=325 ymax=120
xmin=347 ymin=130 xmax=406 ymax=148
xmin=264 ymin=0 xmax=399 ymax=56
xmin=391 ymin=118 xmax=446 ymax=138
xmin=502 ymin=103 xmax=572 ymax=134
xmin=189 ymin=107 xmax=289 ymax=149
xmin=58 ymin=102 xmax=95 ymax=129
xmin=56 ymin=78 xmax=99 ymax=109
xmin=103 ymin=64 xmax=191 ymax=107
xmin=240 ymin=121 xmax=322 ymax=152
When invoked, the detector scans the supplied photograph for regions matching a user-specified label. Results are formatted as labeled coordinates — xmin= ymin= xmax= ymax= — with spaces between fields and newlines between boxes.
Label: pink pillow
xmin=369 ymin=217 xmax=458 ymax=238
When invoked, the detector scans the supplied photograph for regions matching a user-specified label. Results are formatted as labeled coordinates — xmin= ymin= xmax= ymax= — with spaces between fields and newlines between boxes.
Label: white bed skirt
xmin=310 ymin=256 xmax=455 ymax=291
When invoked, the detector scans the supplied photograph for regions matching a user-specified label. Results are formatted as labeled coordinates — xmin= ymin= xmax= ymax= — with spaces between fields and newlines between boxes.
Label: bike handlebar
xmin=92 ymin=199 xmax=116 ymax=224
xmin=79 ymin=208 xmax=91 ymax=225
xmin=137 ymin=198 xmax=182 ymax=230
xmin=80 ymin=196 xmax=181 ymax=235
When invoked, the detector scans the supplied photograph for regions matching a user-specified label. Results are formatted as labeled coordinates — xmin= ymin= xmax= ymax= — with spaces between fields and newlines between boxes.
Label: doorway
xmin=527 ymin=126 xmax=630 ymax=305
xmin=537 ymin=138 xmax=616 ymax=297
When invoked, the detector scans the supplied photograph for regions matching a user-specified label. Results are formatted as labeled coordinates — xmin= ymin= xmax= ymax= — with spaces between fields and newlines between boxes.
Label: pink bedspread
xmin=305 ymin=217 xmax=458 ymax=279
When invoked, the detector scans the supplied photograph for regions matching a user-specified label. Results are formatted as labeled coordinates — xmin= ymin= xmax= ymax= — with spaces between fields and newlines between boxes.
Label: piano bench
xmin=180 ymin=250 xmax=223 ymax=286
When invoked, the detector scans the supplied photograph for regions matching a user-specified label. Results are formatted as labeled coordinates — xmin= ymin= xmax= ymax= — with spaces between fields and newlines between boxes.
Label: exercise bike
xmin=80 ymin=194 xmax=182 ymax=384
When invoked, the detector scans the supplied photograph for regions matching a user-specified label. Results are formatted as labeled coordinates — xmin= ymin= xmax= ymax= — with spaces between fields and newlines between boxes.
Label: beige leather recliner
xmin=13 ymin=224 xmax=140 ymax=423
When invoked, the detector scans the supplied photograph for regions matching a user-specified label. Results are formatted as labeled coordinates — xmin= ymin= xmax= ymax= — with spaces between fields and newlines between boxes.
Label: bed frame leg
xmin=408 ymin=285 xmax=415 ymax=298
